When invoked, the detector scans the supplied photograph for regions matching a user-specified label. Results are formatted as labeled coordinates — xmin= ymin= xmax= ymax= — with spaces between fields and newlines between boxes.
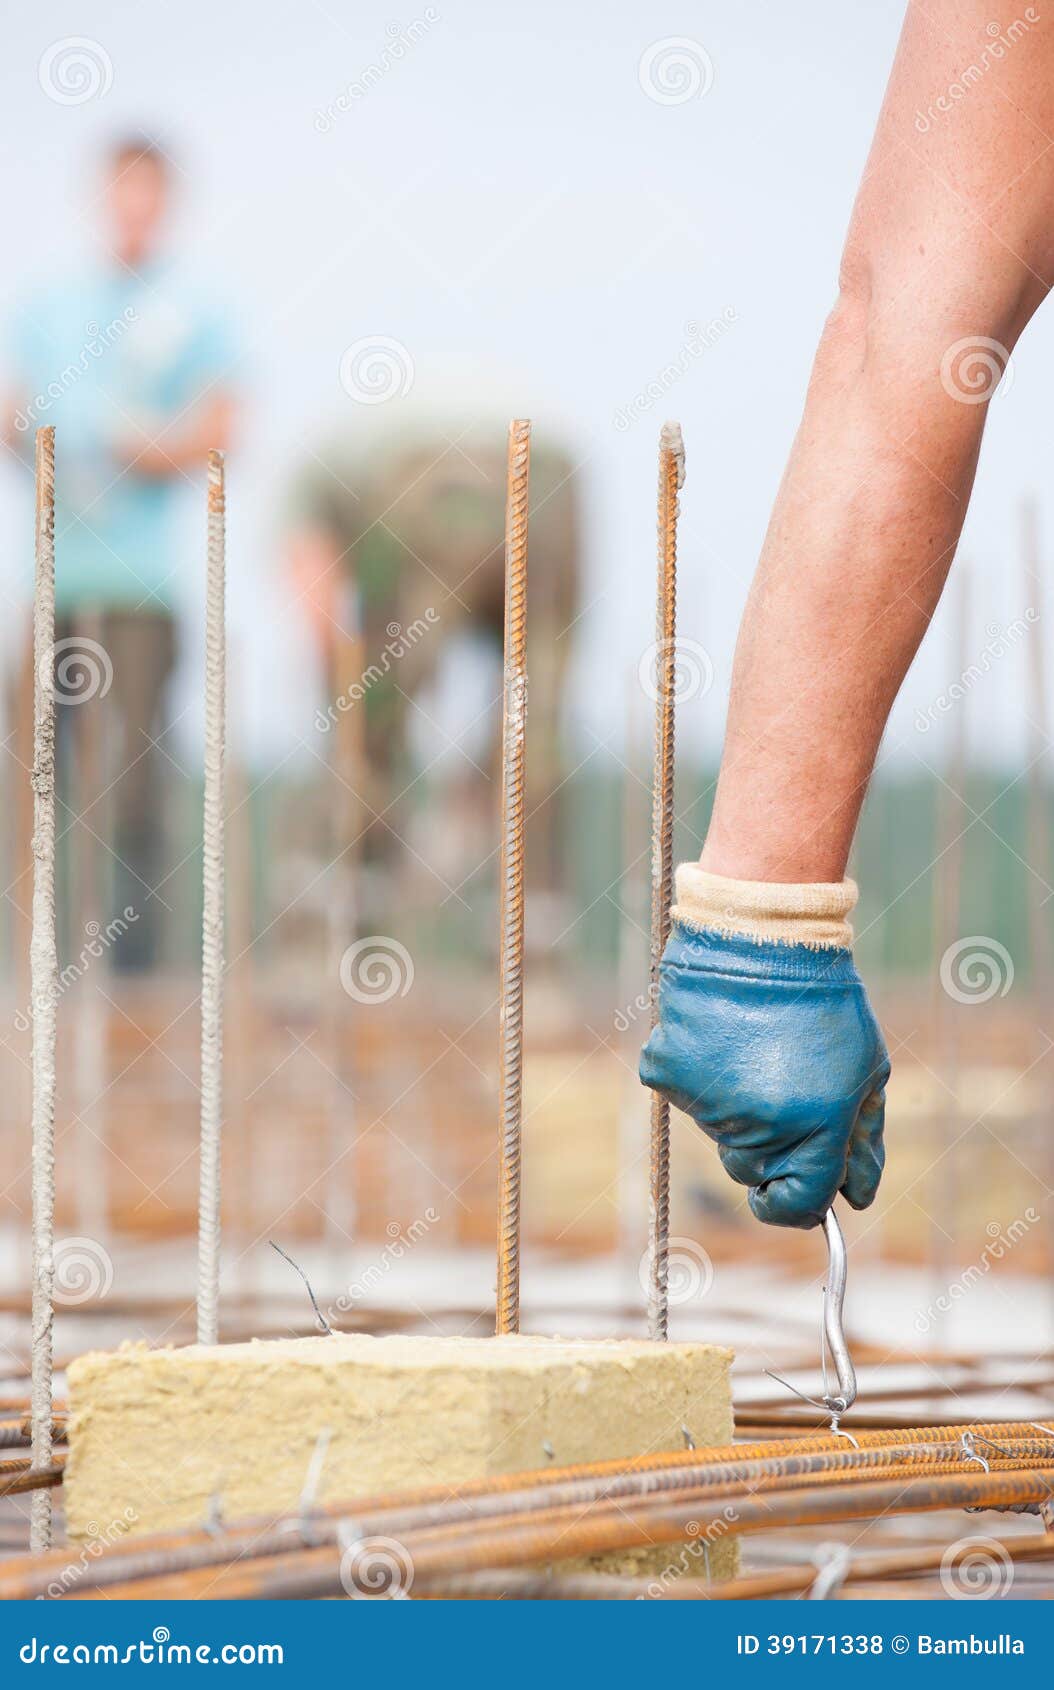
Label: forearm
xmin=703 ymin=0 xmax=1054 ymax=882
xmin=703 ymin=332 xmax=983 ymax=882
xmin=125 ymin=393 xmax=237 ymax=478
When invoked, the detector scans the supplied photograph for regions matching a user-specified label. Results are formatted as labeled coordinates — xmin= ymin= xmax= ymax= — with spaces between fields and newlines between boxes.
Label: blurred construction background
xmin=0 ymin=0 xmax=1053 ymax=1592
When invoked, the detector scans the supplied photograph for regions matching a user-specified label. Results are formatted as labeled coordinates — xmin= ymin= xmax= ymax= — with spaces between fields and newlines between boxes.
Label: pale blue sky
xmin=0 ymin=0 xmax=1048 ymax=772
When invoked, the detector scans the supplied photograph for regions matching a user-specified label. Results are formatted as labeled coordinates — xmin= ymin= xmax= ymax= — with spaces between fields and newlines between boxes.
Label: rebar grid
xmin=496 ymin=419 xmax=530 ymax=1335
xmin=7 ymin=1419 xmax=1053 ymax=1596
xmin=647 ymin=421 xmax=684 ymax=1340
xmin=197 ymin=450 xmax=227 ymax=1346
xmin=11 ymin=1451 xmax=1054 ymax=1600
xmin=29 ymin=427 xmax=58 ymax=1552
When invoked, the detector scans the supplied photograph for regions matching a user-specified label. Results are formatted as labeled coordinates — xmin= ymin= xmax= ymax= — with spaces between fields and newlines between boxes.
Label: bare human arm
xmin=116 ymin=390 xmax=238 ymax=478
xmin=641 ymin=3 xmax=1054 ymax=1229
xmin=3 ymin=389 xmax=236 ymax=472
xmin=702 ymin=0 xmax=1054 ymax=883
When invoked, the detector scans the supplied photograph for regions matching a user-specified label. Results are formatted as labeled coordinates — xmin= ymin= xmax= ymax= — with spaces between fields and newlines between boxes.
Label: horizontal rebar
xmin=0 ymin=1460 xmax=65 ymax=1499
xmin=408 ymin=1528 xmax=1054 ymax=1601
xmin=7 ymin=1421 xmax=1054 ymax=1598
xmin=69 ymin=1465 xmax=1054 ymax=1601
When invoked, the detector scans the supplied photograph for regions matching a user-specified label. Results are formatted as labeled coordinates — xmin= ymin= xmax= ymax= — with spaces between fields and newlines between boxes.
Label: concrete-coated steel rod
xmin=29 ymin=427 xmax=58 ymax=1552
xmin=197 ymin=451 xmax=227 ymax=1346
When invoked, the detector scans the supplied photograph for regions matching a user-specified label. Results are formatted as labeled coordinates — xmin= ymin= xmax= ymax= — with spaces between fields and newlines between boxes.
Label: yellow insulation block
xmin=65 ymin=1332 xmax=736 ymax=1582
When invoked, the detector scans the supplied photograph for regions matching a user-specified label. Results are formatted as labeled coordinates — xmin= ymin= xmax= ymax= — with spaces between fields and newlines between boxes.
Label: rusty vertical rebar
xmin=197 ymin=451 xmax=226 ymax=1347
xmin=647 ymin=422 xmax=684 ymax=1342
xmin=30 ymin=427 xmax=58 ymax=1550
xmin=496 ymin=419 xmax=530 ymax=1336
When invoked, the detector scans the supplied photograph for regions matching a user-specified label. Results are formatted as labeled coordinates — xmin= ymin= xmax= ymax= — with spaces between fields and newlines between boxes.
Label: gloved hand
xmin=639 ymin=867 xmax=889 ymax=1230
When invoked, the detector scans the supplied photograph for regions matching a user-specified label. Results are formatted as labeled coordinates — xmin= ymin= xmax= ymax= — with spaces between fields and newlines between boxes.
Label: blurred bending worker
xmin=642 ymin=2 xmax=1054 ymax=1226
xmin=5 ymin=136 xmax=238 ymax=968
xmin=286 ymin=432 xmax=577 ymax=902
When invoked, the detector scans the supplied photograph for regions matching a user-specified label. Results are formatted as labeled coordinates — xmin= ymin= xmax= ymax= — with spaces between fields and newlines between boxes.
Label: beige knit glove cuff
xmin=672 ymin=865 xmax=857 ymax=951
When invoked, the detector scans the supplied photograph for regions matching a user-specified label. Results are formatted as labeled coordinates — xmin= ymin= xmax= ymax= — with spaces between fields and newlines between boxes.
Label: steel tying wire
xmin=807 ymin=1541 xmax=852 ymax=1600
xmin=963 ymin=1429 xmax=1054 ymax=1520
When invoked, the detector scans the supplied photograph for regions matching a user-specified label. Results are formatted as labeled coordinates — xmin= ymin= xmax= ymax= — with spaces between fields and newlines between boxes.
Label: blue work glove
xmin=639 ymin=867 xmax=889 ymax=1230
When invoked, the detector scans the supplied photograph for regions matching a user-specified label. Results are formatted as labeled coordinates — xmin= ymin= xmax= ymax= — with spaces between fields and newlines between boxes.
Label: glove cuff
xmin=672 ymin=864 xmax=857 ymax=951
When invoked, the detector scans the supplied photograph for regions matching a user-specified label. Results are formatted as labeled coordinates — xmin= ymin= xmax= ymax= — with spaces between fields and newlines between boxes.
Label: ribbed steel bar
xmin=359 ymin=1466 xmax=1054 ymax=1586
xmin=415 ymin=1531 xmax=1054 ymax=1601
xmin=0 ymin=1417 xmax=65 ymax=1450
xmin=197 ymin=450 xmax=227 ymax=1346
xmin=9 ymin=1421 xmax=1053 ymax=1598
xmin=496 ymin=419 xmax=530 ymax=1335
xmin=30 ymin=426 xmax=58 ymax=1552
xmin=693 ymin=1533 xmax=1054 ymax=1601
xmin=647 ymin=422 xmax=684 ymax=1340
xmin=71 ymin=1465 xmax=1054 ymax=1601
xmin=0 ymin=1459 xmax=65 ymax=1499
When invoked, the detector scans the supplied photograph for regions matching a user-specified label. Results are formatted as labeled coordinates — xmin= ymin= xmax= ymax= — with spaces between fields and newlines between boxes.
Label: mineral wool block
xmin=65 ymin=1333 xmax=736 ymax=1580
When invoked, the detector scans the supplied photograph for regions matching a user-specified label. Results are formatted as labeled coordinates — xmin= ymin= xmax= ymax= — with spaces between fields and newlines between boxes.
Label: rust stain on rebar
xmin=496 ymin=420 xmax=530 ymax=1336
xmin=207 ymin=453 xmax=226 ymax=517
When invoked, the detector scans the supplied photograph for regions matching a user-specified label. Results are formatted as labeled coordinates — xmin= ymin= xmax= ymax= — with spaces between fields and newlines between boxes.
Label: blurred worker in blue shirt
xmin=5 ymin=135 xmax=239 ymax=967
